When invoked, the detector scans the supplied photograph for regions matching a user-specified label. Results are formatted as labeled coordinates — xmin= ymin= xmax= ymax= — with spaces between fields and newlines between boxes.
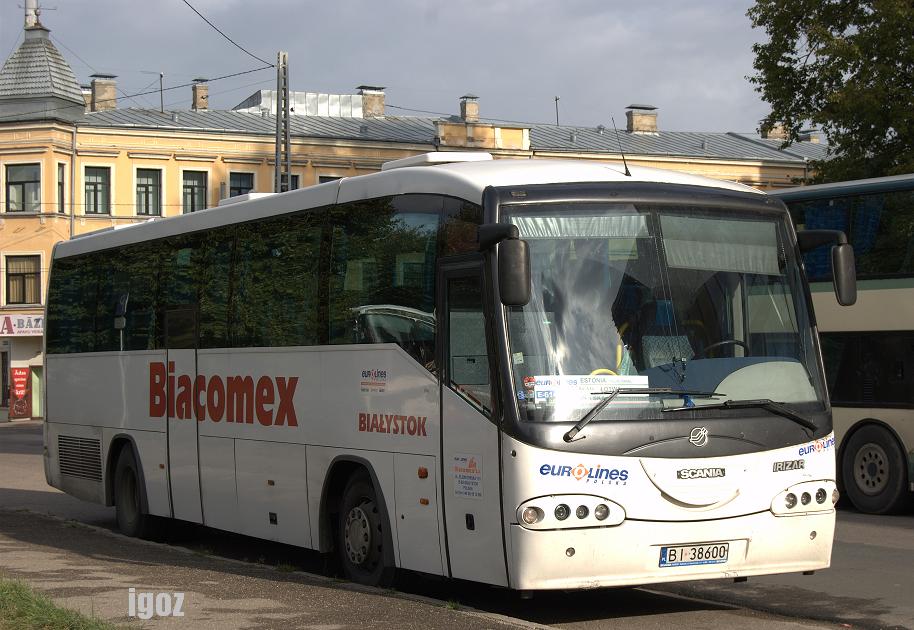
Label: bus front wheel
xmin=337 ymin=470 xmax=395 ymax=587
xmin=841 ymin=425 xmax=910 ymax=514
xmin=114 ymin=448 xmax=153 ymax=538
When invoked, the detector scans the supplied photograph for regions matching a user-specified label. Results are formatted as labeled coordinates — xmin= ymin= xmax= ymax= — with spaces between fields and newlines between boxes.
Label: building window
xmin=229 ymin=172 xmax=254 ymax=197
xmin=6 ymin=164 xmax=40 ymax=212
xmin=318 ymin=175 xmax=340 ymax=184
xmin=84 ymin=167 xmax=111 ymax=214
xmin=57 ymin=163 xmax=66 ymax=214
xmin=136 ymin=169 xmax=162 ymax=216
xmin=290 ymin=174 xmax=300 ymax=190
xmin=182 ymin=171 xmax=207 ymax=213
xmin=6 ymin=255 xmax=40 ymax=305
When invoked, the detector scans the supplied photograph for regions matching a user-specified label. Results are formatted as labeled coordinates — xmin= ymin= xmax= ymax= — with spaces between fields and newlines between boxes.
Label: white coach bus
xmin=45 ymin=153 xmax=856 ymax=590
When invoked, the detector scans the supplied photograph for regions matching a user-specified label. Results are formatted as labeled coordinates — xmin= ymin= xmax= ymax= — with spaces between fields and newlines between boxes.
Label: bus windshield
xmin=503 ymin=202 xmax=827 ymax=424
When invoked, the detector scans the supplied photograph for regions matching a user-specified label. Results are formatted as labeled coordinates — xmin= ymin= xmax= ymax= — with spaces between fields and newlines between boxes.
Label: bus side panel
xmin=199 ymin=435 xmax=239 ymax=532
xmin=235 ymin=440 xmax=310 ymax=547
xmin=393 ymin=453 xmax=443 ymax=575
xmin=307 ymin=447 xmax=398 ymax=563
xmin=44 ymin=421 xmax=105 ymax=504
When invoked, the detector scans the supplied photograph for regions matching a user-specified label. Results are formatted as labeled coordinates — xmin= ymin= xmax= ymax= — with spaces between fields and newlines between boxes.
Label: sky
xmin=0 ymin=0 xmax=773 ymax=133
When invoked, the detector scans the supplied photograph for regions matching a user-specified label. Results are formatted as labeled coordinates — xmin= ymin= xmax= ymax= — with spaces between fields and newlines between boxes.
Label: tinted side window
xmin=122 ymin=244 xmax=162 ymax=351
xmin=232 ymin=213 xmax=321 ymax=347
xmin=821 ymin=331 xmax=914 ymax=406
xmin=328 ymin=196 xmax=440 ymax=367
xmin=442 ymin=197 xmax=483 ymax=255
xmin=46 ymin=255 xmax=98 ymax=354
xmin=198 ymin=227 xmax=234 ymax=349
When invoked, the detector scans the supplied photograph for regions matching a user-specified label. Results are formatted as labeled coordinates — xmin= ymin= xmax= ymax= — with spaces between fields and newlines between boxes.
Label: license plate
xmin=659 ymin=542 xmax=729 ymax=567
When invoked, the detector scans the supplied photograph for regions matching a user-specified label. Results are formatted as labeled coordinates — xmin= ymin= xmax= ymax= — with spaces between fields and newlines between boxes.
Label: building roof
xmin=0 ymin=26 xmax=83 ymax=104
xmin=81 ymin=107 xmax=830 ymax=165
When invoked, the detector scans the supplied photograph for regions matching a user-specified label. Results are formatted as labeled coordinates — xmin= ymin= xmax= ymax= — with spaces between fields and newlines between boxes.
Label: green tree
xmin=748 ymin=0 xmax=914 ymax=182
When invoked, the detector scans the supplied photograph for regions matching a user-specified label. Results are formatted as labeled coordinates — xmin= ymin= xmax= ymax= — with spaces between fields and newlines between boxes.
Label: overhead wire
xmin=180 ymin=0 xmax=274 ymax=67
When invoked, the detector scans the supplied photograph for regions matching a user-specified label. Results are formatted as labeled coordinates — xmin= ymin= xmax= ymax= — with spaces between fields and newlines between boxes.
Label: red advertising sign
xmin=9 ymin=367 xmax=31 ymax=419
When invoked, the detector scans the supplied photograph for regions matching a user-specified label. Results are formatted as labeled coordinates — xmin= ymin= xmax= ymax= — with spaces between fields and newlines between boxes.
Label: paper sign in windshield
xmin=532 ymin=375 xmax=649 ymax=403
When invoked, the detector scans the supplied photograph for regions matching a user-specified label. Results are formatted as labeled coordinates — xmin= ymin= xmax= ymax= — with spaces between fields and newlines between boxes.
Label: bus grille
xmin=57 ymin=436 xmax=102 ymax=482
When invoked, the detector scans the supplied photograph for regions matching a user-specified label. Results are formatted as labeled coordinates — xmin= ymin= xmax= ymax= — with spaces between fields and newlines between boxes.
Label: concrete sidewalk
xmin=0 ymin=509 xmax=530 ymax=630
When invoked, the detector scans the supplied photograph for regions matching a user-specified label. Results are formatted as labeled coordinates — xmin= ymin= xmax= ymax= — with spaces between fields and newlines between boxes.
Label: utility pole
xmin=274 ymin=52 xmax=291 ymax=193
xmin=554 ymin=96 xmax=560 ymax=126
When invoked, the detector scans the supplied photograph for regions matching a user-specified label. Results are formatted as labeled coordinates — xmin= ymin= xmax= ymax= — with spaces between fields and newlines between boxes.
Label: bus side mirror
xmin=832 ymin=243 xmax=856 ymax=306
xmin=498 ymin=239 xmax=531 ymax=307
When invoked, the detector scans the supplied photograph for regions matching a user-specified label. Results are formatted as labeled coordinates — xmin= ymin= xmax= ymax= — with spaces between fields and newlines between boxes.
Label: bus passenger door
xmin=165 ymin=308 xmax=203 ymax=523
xmin=439 ymin=261 xmax=507 ymax=586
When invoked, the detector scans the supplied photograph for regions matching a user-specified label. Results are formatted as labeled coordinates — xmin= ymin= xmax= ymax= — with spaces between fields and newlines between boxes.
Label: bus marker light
xmin=575 ymin=505 xmax=589 ymax=519
xmin=566 ymin=547 xmax=575 ymax=557
xmin=800 ymin=492 xmax=811 ymax=506
xmin=594 ymin=504 xmax=609 ymax=520
xmin=785 ymin=493 xmax=797 ymax=509
xmin=419 ymin=498 xmax=429 ymax=506
xmin=555 ymin=504 xmax=570 ymax=520
xmin=809 ymin=531 xmax=817 ymax=540
xmin=418 ymin=467 xmax=428 ymax=479
xmin=522 ymin=507 xmax=540 ymax=525
xmin=832 ymin=488 xmax=840 ymax=504
xmin=815 ymin=488 xmax=827 ymax=504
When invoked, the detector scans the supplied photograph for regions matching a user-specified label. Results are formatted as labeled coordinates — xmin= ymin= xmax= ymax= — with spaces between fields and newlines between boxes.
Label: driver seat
xmin=638 ymin=300 xmax=694 ymax=368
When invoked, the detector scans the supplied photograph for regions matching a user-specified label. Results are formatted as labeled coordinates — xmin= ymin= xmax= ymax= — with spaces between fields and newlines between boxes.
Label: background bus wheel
xmin=114 ymin=448 xmax=153 ymax=538
xmin=337 ymin=471 xmax=395 ymax=587
xmin=841 ymin=425 xmax=910 ymax=514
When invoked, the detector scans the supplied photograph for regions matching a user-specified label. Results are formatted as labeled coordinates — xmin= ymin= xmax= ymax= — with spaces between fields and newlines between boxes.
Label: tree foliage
xmin=748 ymin=0 xmax=914 ymax=182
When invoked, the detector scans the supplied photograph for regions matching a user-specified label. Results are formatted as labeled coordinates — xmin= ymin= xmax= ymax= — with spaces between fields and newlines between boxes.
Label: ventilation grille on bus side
xmin=57 ymin=435 xmax=102 ymax=482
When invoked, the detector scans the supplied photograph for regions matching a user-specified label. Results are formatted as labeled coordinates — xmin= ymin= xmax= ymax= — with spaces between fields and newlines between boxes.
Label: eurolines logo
xmin=798 ymin=435 xmax=835 ymax=456
xmin=539 ymin=463 xmax=629 ymax=485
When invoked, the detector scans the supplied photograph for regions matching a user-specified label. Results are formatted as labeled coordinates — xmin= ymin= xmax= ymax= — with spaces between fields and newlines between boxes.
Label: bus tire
xmin=114 ymin=447 xmax=154 ymax=539
xmin=841 ymin=424 xmax=910 ymax=514
xmin=337 ymin=470 xmax=395 ymax=587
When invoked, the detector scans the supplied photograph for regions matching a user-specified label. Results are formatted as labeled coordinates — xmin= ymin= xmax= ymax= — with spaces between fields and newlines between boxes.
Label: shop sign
xmin=0 ymin=314 xmax=43 ymax=337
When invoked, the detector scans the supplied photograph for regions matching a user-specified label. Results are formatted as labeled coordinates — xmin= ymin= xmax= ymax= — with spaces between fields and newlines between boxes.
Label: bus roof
xmin=770 ymin=172 xmax=914 ymax=202
xmin=54 ymin=156 xmax=761 ymax=259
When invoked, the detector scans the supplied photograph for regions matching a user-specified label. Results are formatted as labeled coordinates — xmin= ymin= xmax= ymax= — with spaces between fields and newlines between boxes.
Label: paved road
xmin=2 ymin=421 xmax=910 ymax=629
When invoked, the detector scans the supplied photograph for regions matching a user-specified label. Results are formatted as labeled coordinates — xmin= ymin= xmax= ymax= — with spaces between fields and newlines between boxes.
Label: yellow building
xmin=0 ymin=11 xmax=826 ymax=420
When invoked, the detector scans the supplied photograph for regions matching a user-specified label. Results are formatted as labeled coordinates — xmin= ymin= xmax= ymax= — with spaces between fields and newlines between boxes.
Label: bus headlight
xmin=771 ymin=481 xmax=837 ymax=516
xmin=517 ymin=496 xmax=625 ymax=530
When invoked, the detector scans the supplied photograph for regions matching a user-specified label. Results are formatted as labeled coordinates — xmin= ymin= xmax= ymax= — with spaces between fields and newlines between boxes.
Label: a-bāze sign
xmin=0 ymin=314 xmax=43 ymax=336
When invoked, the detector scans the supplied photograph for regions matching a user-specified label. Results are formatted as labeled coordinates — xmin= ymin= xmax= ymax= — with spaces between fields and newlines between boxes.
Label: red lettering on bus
xmin=356 ymin=412 xmax=428 ymax=437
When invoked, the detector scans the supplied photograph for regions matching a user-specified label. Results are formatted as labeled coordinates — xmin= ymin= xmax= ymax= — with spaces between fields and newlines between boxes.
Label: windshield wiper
xmin=562 ymin=388 xmax=723 ymax=443
xmin=662 ymin=398 xmax=817 ymax=433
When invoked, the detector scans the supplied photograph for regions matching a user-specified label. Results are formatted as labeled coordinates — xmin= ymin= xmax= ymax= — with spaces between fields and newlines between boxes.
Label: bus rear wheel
xmin=337 ymin=471 xmax=395 ymax=586
xmin=841 ymin=425 xmax=910 ymax=514
xmin=114 ymin=448 xmax=154 ymax=539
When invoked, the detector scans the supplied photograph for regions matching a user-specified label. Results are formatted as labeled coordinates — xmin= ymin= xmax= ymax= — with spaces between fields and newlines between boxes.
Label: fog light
xmin=575 ymin=505 xmax=589 ymax=519
xmin=594 ymin=504 xmax=609 ymax=521
xmin=815 ymin=488 xmax=827 ymax=504
xmin=832 ymin=488 xmax=840 ymax=505
xmin=522 ymin=507 xmax=540 ymax=525
xmin=801 ymin=492 xmax=811 ymax=506
xmin=785 ymin=493 xmax=797 ymax=509
xmin=555 ymin=504 xmax=570 ymax=521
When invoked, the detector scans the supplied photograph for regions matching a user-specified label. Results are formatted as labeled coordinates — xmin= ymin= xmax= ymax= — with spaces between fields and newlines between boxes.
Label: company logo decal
xmin=798 ymin=436 xmax=835 ymax=456
xmin=689 ymin=427 xmax=709 ymax=447
xmin=539 ymin=463 xmax=629 ymax=485
xmin=773 ymin=459 xmax=806 ymax=472
xmin=358 ymin=412 xmax=427 ymax=436
xmin=149 ymin=362 xmax=298 ymax=426
xmin=677 ymin=467 xmax=726 ymax=479
xmin=360 ymin=368 xmax=388 ymax=393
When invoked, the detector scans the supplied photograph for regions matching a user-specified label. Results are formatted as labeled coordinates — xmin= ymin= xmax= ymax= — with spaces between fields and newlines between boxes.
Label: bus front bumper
xmin=506 ymin=510 xmax=834 ymax=590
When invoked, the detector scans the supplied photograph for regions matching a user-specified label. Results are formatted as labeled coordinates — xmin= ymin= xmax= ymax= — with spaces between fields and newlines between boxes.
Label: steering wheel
xmin=697 ymin=339 xmax=750 ymax=358
xmin=590 ymin=368 xmax=618 ymax=376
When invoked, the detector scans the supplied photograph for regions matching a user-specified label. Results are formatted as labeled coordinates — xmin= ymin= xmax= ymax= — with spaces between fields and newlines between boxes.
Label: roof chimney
xmin=24 ymin=0 xmax=38 ymax=28
xmin=460 ymin=94 xmax=479 ymax=122
xmin=192 ymin=78 xmax=208 ymax=111
xmin=761 ymin=122 xmax=789 ymax=140
xmin=357 ymin=85 xmax=385 ymax=117
xmin=626 ymin=104 xmax=658 ymax=134
xmin=90 ymin=73 xmax=117 ymax=112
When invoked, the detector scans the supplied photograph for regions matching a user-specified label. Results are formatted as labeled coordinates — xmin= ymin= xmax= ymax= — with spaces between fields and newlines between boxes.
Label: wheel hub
xmin=344 ymin=505 xmax=372 ymax=565
xmin=854 ymin=442 xmax=889 ymax=496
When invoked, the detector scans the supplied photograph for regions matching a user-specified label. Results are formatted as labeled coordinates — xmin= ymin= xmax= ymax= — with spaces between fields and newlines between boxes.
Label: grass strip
xmin=0 ymin=578 xmax=120 ymax=630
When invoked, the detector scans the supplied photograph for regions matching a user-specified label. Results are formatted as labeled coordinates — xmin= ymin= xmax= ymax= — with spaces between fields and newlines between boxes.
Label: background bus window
xmin=821 ymin=332 xmax=914 ymax=406
xmin=328 ymin=195 xmax=440 ymax=368
xmin=447 ymin=275 xmax=492 ymax=413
